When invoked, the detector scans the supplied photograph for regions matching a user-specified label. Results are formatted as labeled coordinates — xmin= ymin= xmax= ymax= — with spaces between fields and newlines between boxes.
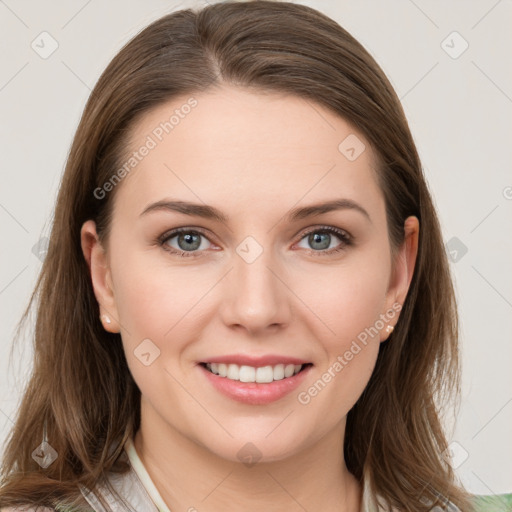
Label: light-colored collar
xmin=124 ymin=436 xmax=172 ymax=512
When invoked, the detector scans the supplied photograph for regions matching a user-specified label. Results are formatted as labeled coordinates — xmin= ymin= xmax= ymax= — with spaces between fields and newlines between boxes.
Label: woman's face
xmin=83 ymin=85 xmax=418 ymax=463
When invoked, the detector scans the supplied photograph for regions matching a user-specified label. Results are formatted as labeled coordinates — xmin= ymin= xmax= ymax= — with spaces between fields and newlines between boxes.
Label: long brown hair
xmin=0 ymin=1 xmax=474 ymax=510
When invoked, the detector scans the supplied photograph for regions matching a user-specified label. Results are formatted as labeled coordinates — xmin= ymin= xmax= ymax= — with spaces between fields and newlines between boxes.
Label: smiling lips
xmin=199 ymin=355 xmax=313 ymax=405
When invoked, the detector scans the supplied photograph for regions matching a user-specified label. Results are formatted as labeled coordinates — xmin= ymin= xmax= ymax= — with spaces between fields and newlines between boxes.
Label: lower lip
xmin=199 ymin=364 xmax=312 ymax=405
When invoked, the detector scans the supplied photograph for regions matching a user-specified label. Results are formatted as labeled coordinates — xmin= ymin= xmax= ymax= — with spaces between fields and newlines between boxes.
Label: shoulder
xmin=471 ymin=493 xmax=512 ymax=511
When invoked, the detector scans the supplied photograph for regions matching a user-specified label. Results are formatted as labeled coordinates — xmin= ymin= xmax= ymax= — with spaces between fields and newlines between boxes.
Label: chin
xmin=196 ymin=427 xmax=311 ymax=466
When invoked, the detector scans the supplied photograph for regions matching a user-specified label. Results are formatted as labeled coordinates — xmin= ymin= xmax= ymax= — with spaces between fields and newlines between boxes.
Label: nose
xmin=218 ymin=241 xmax=292 ymax=337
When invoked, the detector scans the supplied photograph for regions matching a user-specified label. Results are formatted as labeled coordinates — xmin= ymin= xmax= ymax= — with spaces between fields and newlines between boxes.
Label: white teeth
xmin=227 ymin=364 xmax=239 ymax=380
xmin=218 ymin=363 xmax=227 ymax=377
xmin=284 ymin=364 xmax=295 ymax=378
xmin=273 ymin=364 xmax=285 ymax=380
xmin=256 ymin=366 xmax=274 ymax=383
xmin=239 ymin=365 xmax=255 ymax=382
xmin=205 ymin=362 xmax=305 ymax=382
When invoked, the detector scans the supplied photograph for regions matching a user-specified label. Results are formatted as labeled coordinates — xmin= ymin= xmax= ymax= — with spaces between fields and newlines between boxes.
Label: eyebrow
xmin=140 ymin=198 xmax=371 ymax=224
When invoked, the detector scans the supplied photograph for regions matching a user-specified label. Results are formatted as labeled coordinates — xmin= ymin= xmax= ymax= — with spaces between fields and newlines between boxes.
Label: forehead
xmin=114 ymin=85 xmax=384 ymax=223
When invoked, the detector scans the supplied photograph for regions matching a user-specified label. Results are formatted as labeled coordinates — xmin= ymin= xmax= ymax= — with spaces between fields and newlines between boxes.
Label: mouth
xmin=200 ymin=362 xmax=313 ymax=383
xmin=198 ymin=359 xmax=313 ymax=405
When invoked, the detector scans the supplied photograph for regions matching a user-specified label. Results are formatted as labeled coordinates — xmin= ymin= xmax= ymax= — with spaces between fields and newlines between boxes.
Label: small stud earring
xmin=101 ymin=314 xmax=111 ymax=325
xmin=386 ymin=325 xmax=394 ymax=334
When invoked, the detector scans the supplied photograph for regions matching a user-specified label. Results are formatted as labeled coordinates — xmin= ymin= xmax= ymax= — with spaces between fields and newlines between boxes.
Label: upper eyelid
xmin=300 ymin=225 xmax=351 ymax=239
xmin=159 ymin=226 xmax=216 ymax=245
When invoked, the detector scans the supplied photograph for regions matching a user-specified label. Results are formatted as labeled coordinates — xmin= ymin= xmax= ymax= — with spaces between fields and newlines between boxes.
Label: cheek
xmin=110 ymin=249 xmax=207 ymax=339
xmin=293 ymin=255 xmax=389 ymax=411
xmin=109 ymin=250 xmax=202 ymax=409
xmin=294 ymin=252 xmax=390 ymax=344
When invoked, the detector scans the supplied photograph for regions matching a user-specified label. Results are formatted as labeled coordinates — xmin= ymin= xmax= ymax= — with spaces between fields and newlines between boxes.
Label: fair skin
xmin=81 ymin=85 xmax=419 ymax=512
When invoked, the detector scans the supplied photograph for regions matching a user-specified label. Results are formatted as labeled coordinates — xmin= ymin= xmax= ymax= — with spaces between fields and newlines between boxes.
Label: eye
xmin=295 ymin=226 xmax=352 ymax=256
xmin=157 ymin=225 xmax=353 ymax=258
xmin=158 ymin=228 xmax=214 ymax=257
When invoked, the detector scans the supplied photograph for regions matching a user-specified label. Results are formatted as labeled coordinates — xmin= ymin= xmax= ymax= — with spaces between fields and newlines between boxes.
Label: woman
xmin=0 ymin=1 xmax=483 ymax=510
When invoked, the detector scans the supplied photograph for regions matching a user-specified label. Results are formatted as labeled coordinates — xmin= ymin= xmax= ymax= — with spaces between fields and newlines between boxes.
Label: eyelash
xmin=157 ymin=225 xmax=353 ymax=259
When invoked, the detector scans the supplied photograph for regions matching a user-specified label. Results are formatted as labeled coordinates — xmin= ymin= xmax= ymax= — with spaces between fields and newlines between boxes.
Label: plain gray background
xmin=1 ymin=0 xmax=511 ymax=496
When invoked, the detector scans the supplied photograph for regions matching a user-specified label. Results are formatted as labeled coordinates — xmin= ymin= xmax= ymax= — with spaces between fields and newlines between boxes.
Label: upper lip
xmin=200 ymin=355 xmax=312 ymax=367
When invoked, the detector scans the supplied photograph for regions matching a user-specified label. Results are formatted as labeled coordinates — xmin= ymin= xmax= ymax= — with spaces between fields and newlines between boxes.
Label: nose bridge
xmin=221 ymin=234 xmax=290 ymax=333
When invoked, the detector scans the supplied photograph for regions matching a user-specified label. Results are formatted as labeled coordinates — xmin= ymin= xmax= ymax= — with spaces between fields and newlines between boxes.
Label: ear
xmin=81 ymin=220 xmax=120 ymax=333
xmin=381 ymin=215 xmax=419 ymax=341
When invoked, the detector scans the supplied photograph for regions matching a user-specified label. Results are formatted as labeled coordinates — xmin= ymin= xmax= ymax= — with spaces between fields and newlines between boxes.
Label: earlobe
xmin=80 ymin=220 xmax=121 ymax=333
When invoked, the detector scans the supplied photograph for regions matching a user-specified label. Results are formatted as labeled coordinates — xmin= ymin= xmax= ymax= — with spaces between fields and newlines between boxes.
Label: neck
xmin=133 ymin=399 xmax=362 ymax=512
